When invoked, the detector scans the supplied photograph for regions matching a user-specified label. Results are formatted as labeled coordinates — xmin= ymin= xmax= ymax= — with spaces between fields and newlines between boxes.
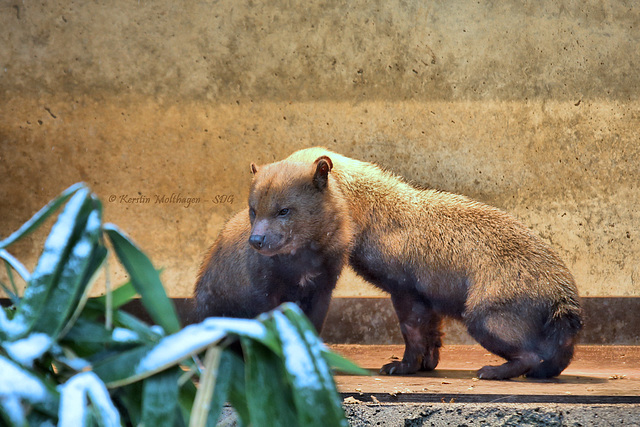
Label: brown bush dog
xmin=287 ymin=147 xmax=583 ymax=380
xmin=194 ymin=156 xmax=352 ymax=332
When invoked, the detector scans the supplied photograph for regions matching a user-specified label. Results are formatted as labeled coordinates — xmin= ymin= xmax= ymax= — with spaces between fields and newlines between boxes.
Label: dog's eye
xmin=278 ymin=208 xmax=290 ymax=217
xmin=249 ymin=208 xmax=256 ymax=220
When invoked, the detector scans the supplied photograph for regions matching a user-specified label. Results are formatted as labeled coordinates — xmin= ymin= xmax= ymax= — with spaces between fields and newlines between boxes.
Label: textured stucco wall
xmin=1 ymin=1 xmax=638 ymax=298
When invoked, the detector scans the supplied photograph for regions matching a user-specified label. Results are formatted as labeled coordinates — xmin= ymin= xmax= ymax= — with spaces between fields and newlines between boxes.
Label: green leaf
xmin=61 ymin=317 xmax=114 ymax=343
xmin=58 ymin=243 xmax=109 ymax=340
xmin=33 ymin=203 xmax=103 ymax=338
xmin=205 ymin=349 xmax=242 ymax=427
xmin=280 ymin=305 xmax=352 ymax=420
xmin=91 ymin=344 xmax=155 ymax=387
xmin=60 ymin=316 xmax=152 ymax=363
xmin=82 ymin=300 xmax=163 ymax=345
xmin=108 ymin=310 xmax=163 ymax=344
xmin=58 ymin=372 xmax=121 ymax=427
xmin=225 ymin=350 xmax=250 ymax=427
xmin=1 ymin=249 xmax=30 ymax=286
xmin=141 ymin=368 xmax=181 ymax=427
xmin=0 ymin=183 xmax=86 ymax=249
xmin=0 ymin=355 xmax=60 ymax=425
xmin=176 ymin=375 xmax=197 ymax=426
xmin=279 ymin=304 xmax=369 ymax=376
xmin=59 ymin=317 xmax=114 ymax=358
xmin=3 ymin=256 xmax=21 ymax=301
xmin=320 ymin=349 xmax=371 ymax=376
xmin=112 ymin=381 xmax=144 ymax=426
xmin=67 ymin=319 xmax=157 ymax=365
xmin=272 ymin=309 xmax=348 ymax=427
xmin=103 ymin=224 xmax=181 ymax=335
xmin=3 ymin=332 xmax=52 ymax=368
xmin=94 ymin=281 xmax=138 ymax=310
xmin=93 ymin=317 xmax=267 ymax=387
xmin=242 ymin=338 xmax=297 ymax=427
xmin=4 ymin=188 xmax=92 ymax=340
xmin=0 ymin=279 xmax=19 ymax=306
xmin=189 ymin=348 xmax=247 ymax=427
xmin=26 ymin=410 xmax=59 ymax=426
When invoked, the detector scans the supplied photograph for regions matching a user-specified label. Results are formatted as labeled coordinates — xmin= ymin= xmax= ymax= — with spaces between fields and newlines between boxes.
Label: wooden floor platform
xmin=331 ymin=345 xmax=640 ymax=404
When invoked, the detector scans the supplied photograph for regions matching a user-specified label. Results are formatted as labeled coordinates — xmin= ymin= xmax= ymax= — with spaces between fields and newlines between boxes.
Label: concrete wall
xmin=1 ymin=1 xmax=638 ymax=299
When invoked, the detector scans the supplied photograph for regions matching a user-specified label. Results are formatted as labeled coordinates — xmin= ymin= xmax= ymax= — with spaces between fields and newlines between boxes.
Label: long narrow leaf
xmin=61 ymin=317 xmax=148 ymax=362
xmin=320 ymin=349 xmax=371 ymax=376
xmin=203 ymin=349 xmax=243 ymax=427
xmin=3 ymin=332 xmax=52 ymax=367
xmin=0 ymin=183 xmax=86 ymax=249
xmin=61 ymin=317 xmax=115 ymax=345
xmin=81 ymin=300 xmax=164 ymax=345
xmin=0 ymin=252 xmax=23 ymax=310
xmin=272 ymin=310 xmax=348 ymax=427
xmin=33 ymin=204 xmax=102 ymax=338
xmin=103 ymin=224 xmax=181 ymax=334
xmin=0 ymin=249 xmax=31 ymax=284
xmin=108 ymin=310 xmax=163 ymax=344
xmin=94 ymin=281 xmax=138 ymax=310
xmin=58 ymin=243 xmax=109 ymax=340
xmin=225 ymin=351 xmax=249 ymax=427
xmin=141 ymin=368 xmax=181 ymax=427
xmin=279 ymin=304 xmax=369 ymax=376
xmin=176 ymin=375 xmax=197 ymax=426
xmin=0 ymin=355 xmax=59 ymax=425
xmin=79 ymin=299 xmax=164 ymax=352
xmin=185 ymin=348 xmax=245 ymax=427
xmin=111 ymin=382 xmax=144 ymax=426
xmin=93 ymin=317 xmax=267 ymax=387
xmin=242 ymin=338 xmax=297 ymax=427
xmin=281 ymin=308 xmax=349 ymax=424
xmin=3 ymin=258 xmax=19 ymax=297
xmin=5 ymin=188 xmax=92 ymax=340
xmin=0 ymin=280 xmax=19 ymax=306
xmin=58 ymin=372 xmax=120 ymax=427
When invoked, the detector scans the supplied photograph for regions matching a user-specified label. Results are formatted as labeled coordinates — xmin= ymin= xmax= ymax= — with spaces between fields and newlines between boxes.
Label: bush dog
xmin=287 ymin=147 xmax=582 ymax=380
xmin=194 ymin=156 xmax=352 ymax=333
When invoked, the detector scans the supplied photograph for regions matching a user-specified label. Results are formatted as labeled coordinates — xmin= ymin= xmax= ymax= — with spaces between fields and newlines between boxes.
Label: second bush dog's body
xmin=287 ymin=148 xmax=583 ymax=379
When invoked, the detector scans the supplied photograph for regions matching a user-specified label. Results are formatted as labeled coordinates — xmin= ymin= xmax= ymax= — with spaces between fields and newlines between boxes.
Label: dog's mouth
xmin=251 ymin=235 xmax=304 ymax=257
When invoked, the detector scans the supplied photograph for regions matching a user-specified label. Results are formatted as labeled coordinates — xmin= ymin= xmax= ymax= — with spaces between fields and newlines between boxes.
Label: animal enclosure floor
xmin=330 ymin=345 xmax=640 ymax=404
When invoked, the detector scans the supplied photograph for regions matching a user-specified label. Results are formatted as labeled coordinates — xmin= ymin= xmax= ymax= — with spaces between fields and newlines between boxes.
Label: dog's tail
xmin=527 ymin=300 xmax=583 ymax=378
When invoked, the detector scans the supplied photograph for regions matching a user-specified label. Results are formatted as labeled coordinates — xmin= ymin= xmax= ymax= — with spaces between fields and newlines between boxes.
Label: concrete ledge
xmin=331 ymin=345 xmax=640 ymax=404
xmin=335 ymin=344 xmax=640 ymax=425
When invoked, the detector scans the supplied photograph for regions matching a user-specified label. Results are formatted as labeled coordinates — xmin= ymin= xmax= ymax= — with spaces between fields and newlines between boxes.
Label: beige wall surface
xmin=1 ymin=1 xmax=638 ymax=298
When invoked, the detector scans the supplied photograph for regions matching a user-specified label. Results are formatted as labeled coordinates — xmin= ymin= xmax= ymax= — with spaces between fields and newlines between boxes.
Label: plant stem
xmin=105 ymin=256 xmax=112 ymax=331
xmin=190 ymin=346 xmax=222 ymax=427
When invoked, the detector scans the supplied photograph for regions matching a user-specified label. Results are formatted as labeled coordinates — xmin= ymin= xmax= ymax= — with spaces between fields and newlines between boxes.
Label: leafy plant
xmin=0 ymin=183 xmax=367 ymax=426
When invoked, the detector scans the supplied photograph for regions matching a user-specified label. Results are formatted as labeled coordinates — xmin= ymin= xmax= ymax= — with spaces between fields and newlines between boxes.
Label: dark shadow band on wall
xmin=318 ymin=297 xmax=640 ymax=346
xmin=2 ymin=297 xmax=637 ymax=345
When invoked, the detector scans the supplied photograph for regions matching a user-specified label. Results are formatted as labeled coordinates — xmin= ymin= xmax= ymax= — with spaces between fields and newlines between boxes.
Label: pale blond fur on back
xmin=287 ymin=147 xmax=582 ymax=379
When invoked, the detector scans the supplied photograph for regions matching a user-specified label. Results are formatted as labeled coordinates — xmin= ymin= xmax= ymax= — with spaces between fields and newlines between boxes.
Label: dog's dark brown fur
xmin=194 ymin=156 xmax=352 ymax=332
xmin=287 ymin=147 xmax=583 ymax=379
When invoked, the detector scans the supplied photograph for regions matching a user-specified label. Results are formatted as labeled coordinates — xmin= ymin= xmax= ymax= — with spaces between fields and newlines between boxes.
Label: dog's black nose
xmin=249 ymin=234 xmax=265 ymax=249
